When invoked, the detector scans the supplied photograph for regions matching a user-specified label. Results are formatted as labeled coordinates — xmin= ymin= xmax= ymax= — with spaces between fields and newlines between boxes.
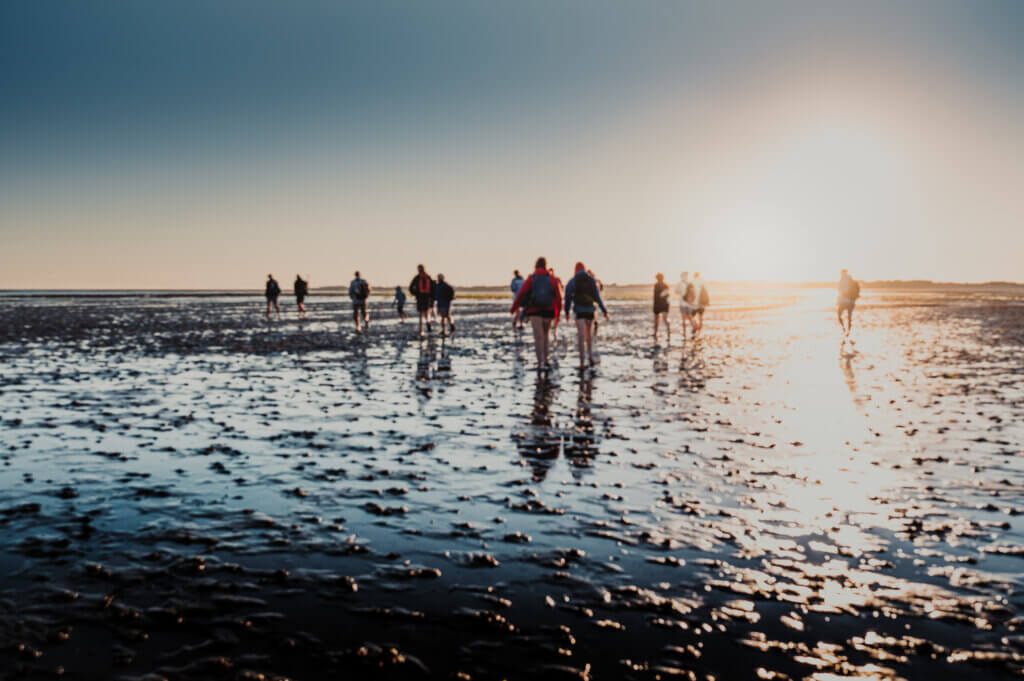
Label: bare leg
xmin=418 ymin=311 xmax=427 ymax=336
xmin=653 ymin=313 xmax=660 ymax=340
xmin=530 ymin=317 xmax=545 ymax=367
xmin=575 ymin=318 xmax=586 ymax=367
xmin=583 ymin=319 xmax=594 ymax=366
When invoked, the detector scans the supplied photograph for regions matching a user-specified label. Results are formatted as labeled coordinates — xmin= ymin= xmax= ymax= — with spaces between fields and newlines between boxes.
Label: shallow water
xmin=1 ymin=291 xmax=1022 ymax=680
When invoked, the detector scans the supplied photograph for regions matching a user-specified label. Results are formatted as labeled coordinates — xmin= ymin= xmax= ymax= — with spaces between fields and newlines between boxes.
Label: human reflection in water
xmin=840 ymin=341 xmax=857 ymax=397
xmin=415 ymin=339 xmax=434 ymax=396
xmin=563 ymin=371 xmax=602 ymax=476
xmin=678 ymin=342 xmax=707 ymax=392
xmin=652 ymin=344 xmax=669 ymax=374
xmin=414 ymin=336 xmax=454 ymax=400
xmin=513 ymin=376 xmax=561 ymax=482
xmin=346 ymin=339 xmax=369 ymax=386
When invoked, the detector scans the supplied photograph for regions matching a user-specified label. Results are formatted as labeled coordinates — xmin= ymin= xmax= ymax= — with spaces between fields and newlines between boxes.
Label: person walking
xmin=348 ymin=271 xmax=370 ymax=332
xmin=692 ymin=272 xmax=709 ymax=335
xmin=510 ymin=257 xmax=562 ymax=372
xmin=564 ymin=262 xmax=608 ymax=368
xmin=393 ymin=286 xmax=408 ymax=321
xmin=265 ymin=274 xmax=281 ymax=319
xmin=837 ymin=268 xmax=859 ymax=336
xmin=653 ymin=273 xmax=671 ymax=342
xmin=588 ymin=269 xmax=605 ymax=338
xmin=548 ymin=267 xmax=564 ymax=346
xmin=409 ymin=264 xmax=436 ymax=338
xmin=294 ymin=274 xmax=309 ymax=318
xmin=510 ymin=270 xmax=525 ymax=330
xmin=675 ymin=271 xmax=697 ymax=339
xmin=435 ymin=273 xmax=456 ymax=336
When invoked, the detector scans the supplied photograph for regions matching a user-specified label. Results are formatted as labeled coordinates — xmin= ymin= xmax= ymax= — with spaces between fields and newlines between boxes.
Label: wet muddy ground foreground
xmin=1 ymin=293 xmax=1022 ymax=680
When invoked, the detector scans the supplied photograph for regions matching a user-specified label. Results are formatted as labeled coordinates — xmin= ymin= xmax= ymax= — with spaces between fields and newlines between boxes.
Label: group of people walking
xmin=653 ymin=271 xmax=710 ymax=343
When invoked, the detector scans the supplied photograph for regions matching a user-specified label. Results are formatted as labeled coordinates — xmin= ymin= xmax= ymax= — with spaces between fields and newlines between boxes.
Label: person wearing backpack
xmin=548 ymin=266 xmax=564 ymax=346
xmin=675 ymin=271 xmax=697 ymax=339
xmin=510 ymin=270 xmax=525 ymax=330
xmin=409 ymin=264 xmax=436 ymax=338
xmin=564 ymin=262 xmax=608 ymax=368
xmin=510 ymin=256 xmax=562 ymax=372
xmin=294 ymin=274 xmax=309 ymax=318
xmin=837 ymin=268 xmax=859 ymax=337
xmin=393 ymin=286 xmax=408 ymax=321
xmin=265 ymin=274 xmax=281 ymax=319
xmin=435 ymin=273 xmax=456 ymax=336
xmin=348 ymin=270 xmax=370 ymax=332
xmin=692 ymin=272 xmax=710 ymax=335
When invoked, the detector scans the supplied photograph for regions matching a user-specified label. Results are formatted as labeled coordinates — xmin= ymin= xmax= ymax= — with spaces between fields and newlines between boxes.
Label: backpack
xmin=356 ymin=280 xmax=369 ymax=300
xmin=698 ymin=285 xmax=710 ymax=307
xmin=850 ymin=280 xmax=860 ymax=300
xmin=528 ymin=273 xmax=555 ymax=309
xmin=416 ymin=273 xmax=431 ymax=295
xmin=573 ymin=272 xmax=597 ymax=306
xmin=684 ymin=283 xmax=695 ymax=304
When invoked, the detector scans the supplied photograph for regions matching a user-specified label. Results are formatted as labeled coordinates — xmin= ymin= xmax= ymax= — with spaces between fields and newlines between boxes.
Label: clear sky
xmin=1 ymin=1 xmax=1021 ymax=288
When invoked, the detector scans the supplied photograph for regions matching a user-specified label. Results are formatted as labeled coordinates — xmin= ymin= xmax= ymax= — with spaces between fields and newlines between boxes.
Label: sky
xmin=1 ymin=1 xmax=1021 ymax=288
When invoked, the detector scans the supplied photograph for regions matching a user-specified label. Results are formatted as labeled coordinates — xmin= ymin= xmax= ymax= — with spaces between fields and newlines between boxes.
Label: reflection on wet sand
xmin=0 ymin=292 xmax=1022 ymax=680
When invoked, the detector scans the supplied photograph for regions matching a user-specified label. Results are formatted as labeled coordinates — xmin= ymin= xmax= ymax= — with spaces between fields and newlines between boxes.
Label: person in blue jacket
xmin=564 ymin=262 xmax=608 ymax=368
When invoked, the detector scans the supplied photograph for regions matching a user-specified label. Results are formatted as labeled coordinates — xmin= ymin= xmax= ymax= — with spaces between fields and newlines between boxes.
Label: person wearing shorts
xmin=265 ymin=274 xmax=281 ymax=319
xmin=837 ymin=268 xmax=857 ymax=336
xmin=393 ymin=286 xmax=408 ymax=321
xmin=510 ymin=257 xmax=562 ymax=372
xmin=294 ymin=274 xmax=308 ymax=318
xmin=348 ymin=271 xmax=370 ymax=332
xmin=675 ymin=271 xmax=697 ymax=339
xmin=435 ymin=273 xmax=456 ymax=336
xmin=564 ymin=262 xmax=608 ymax=368
xmin=409 ymin=264 xmax=436 ymax=337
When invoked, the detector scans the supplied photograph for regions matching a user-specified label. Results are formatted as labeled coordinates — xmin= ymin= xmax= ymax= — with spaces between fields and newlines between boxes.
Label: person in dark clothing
xmin=294 ymin=275 xmax=308 ymax=318
xmin=564 ymin=262 xmax=608 ymax=368
xmin=435 ymin=273 xmax=456 ymax=336
xmin=348 ymin=271 xmax=370 ymax=332
xmin=409 ymin=264 xmax=436 ymax=338
xmin=653 ymin=273 xmax=671 ymax=342
xmin=265 ymin=274 xmax=281 ymax=319
xmin=393 ymin=286 xmax=408 ymax=321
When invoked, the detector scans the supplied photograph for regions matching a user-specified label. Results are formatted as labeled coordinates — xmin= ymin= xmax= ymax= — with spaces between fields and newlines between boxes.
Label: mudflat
xmin=0 ymin=289 xmax=1022 ymax=680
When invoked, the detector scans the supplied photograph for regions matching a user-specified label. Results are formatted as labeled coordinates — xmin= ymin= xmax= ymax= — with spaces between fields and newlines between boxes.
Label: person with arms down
xmin=548 ymin=266 xmax=564 ymax=346
xmin=837 ymin=268 xmax=860 ymax=337
xmin=564 ymin=262 xmax=608 ymax=369
xmin=294 ymin=274 xmax=309 ymax=318
xmin=510 ymin=270 xmax=525 ymax=330
xmin=691 ymin=272 xmax=710 ymax=336
xmin=393 ymin=286 xmax=408 ymax=321
xmin=348 ymin=271 xmax=370 ymax=333
xmin=409 ymin=264 xmax=436 ymax=338
xmin=510 ymin=256 xmax=562 ymax=373
xmin=653 ymin=273 xmax=671 ymax=342
xmin=265 ymin=274 xmax=281 ymax=320
xmin=675 ymin=271 xmax=697 ymax=339
xmin=435 ymin=274 xmax=456 ymax=336
xmin=588 ymin=269 xmax=605 ymax=338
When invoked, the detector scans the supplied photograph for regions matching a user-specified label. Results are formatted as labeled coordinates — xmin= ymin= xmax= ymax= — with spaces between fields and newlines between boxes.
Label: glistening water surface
xmin=1 ymin=290 xmax=1022 ymax=680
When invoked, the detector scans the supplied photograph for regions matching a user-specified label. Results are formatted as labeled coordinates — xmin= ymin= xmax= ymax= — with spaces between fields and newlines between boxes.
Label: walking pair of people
xmin=265 ymin=274 xmax=309 ymax=319
xmin=511 ymin=257 xmax=607 ymax=371
xmin=408 ymin=265 xmax=455 ymax=338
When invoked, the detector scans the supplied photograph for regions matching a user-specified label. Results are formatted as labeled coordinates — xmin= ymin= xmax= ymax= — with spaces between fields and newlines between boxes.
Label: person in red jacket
xmin=510 ymin=256 xmax=562 ymax=372
xmin=548 ymin=266 xmax=564 ymax=346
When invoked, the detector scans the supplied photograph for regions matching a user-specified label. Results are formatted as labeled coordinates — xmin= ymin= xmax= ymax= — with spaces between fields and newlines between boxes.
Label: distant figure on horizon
xmin=837 ymin=268 xmax=860 ymax=337
xmin=548 ymin=267 xmax=564 ymax=346
xmin=294 ymin=274 xmax=308 ymax=318
xmin=265 ymin=274 xmax=281 ymax=319
xmin=435 ymin=273 xmax=456 ymax=336
xmin=409 ymin=264 xmax=436 ymax=338
xmin=653 ymin=273 xmax=671 ymax=342
xmin=348 ymin=271 xmax=370 ymax=332
xmin=675 ymin=271 xmax=697 ymax=339
xmin=564 ymin=262 xmax=608 ymax=368
xmin=692 ymin=272 xmax=709 ymax=335
xmin=393 ymin=286 xmax=408 ymax=321
xmin=510 ymin=270 xmax=525 ymax=330
xmin=511 ymin=256 xmax=562 ymax=372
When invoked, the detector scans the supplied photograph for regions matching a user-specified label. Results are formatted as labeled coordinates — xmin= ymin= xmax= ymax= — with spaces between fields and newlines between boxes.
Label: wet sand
xmin=1 ymin=290 xmax=1022 ymax=680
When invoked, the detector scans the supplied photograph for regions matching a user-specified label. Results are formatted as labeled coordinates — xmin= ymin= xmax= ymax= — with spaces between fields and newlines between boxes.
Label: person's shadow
xmin=513 ymin=375 xmax=561 ymax=482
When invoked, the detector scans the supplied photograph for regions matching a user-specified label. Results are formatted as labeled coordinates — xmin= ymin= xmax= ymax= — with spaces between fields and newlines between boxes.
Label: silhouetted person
xmin=435 ymin=273 xmax=456 ymax=336
xmin=564 ymin=262 xmax=608 ymax=368
xmin=510 ymin=270 xmax=525 ymax=330
xmin=653 ymin=273 xmax=670 ymax=342
xmin=348 ymin=271 xmax=370 ymax=332
xmin=837 ymin=268 xmax=860 ymax=336
xmin=675 ymin=271 xmax=697 ymax=339
xmin=510 ymin=256 xmax=562 ymax=372
xmin=294 ymin=274 xmax=308 ymax=317
xmin=393 ymin=286 xmax=408 ymax=321
xmin=265 ymin=274 xmax=281 ymax=319
xmin=692 ymin=272 xmax=709 ymax=335
xmin=409 ymin=264 xmax=436 ymax=338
